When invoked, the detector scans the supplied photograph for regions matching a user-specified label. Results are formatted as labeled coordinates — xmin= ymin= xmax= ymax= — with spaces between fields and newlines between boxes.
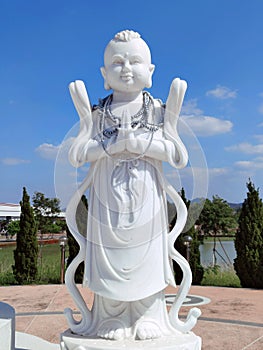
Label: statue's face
xmin=101 ymin=38 xmax=155 ymax=93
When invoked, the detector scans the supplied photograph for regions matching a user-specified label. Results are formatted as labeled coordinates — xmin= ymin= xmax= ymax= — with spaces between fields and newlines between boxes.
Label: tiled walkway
xmin=0 ymin=284 xmax=262 ymax=349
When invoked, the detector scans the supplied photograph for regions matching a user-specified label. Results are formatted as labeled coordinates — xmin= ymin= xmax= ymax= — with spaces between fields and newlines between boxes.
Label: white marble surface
xmin=61 ymin=329 xmax=201 ymax=350
xmin=63 ymin=29 xmax=201 ymax=346
xmin=0 ymin=301 xmax=15 ymax=350
xmin=16 ymin=332 xmax=60 ymax=350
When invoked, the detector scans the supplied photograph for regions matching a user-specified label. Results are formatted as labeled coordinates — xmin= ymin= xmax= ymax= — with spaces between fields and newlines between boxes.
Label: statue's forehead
xmin=104 ymin=39 xmax=151 ymax=62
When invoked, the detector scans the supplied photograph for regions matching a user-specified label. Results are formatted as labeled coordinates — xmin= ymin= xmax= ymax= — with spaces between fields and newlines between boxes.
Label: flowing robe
xmin=83 ymin=97 xmax=177 ymax=301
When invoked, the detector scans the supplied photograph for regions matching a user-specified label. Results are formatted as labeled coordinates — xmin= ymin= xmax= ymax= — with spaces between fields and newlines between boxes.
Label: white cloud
xmin=174 ymin=166 xmax=228 ymax=178
xmin=225 ymin=142 xmax=263 ymax=154
xmin=1 ymin=158 xmax=30 ymax=165
xmin=181 ymin=99 xmax=203 ymax=115
xmin=180 ymin=98 xmax=233 ymax=136
xmin=253 ymin=134 xmax=263 ymax=142
xmin=206 ymin=85 xmax=237 ymax=99
xmin=234 ymin=161 xmax=251 ymax=168
xmin=258 ymin=103 xmax=263 ymax=115
xmin=235 ymin=157 xmax=263 ymax=169
xmin=36 ymin=138 xmax=76 ymax=161
xmin=35 ymin=143 xmax=61 ymax=160
xmin=182 ymin=115 xmax=233 ymax=136
xmin=209 ymin=167 xmax=229 ymax=176
xmin=258 ymin=122 xmax=263 ymax=127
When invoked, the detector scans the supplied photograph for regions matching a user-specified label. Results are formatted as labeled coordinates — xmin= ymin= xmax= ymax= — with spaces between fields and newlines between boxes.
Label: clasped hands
xmin=107 ymin=113 xmax=141 ymax=155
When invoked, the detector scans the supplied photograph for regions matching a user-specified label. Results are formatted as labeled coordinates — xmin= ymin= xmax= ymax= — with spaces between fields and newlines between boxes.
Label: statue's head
xmin=101 ymin=30 xmax=155 ymax=92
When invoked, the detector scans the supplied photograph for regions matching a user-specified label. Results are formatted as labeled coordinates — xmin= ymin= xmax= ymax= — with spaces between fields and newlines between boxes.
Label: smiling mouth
xmin=121 ymin=74 xmax=133 ymax=81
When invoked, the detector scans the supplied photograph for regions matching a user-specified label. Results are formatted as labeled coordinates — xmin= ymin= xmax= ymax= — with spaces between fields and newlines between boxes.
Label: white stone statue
xmin=63 ymin=30 xmax=201 ymax=349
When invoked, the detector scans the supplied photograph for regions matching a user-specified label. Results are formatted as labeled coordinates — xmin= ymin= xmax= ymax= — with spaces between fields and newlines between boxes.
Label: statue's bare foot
xmin=136 ymin=321 xmax=162 ymax=340
xmin=97 ymin=322 xmax=125 ymax=341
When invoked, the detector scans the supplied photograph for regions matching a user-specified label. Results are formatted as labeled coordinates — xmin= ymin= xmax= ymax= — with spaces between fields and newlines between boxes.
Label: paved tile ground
xmin=0 ymin=284 xmax=262 ymax=349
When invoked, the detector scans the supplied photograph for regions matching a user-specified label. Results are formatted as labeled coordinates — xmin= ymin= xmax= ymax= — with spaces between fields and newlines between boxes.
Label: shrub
xmin=234 ymin=180 xmax=263 ymax=288
xmin=12 ymin=187 xmax=38 ymax=284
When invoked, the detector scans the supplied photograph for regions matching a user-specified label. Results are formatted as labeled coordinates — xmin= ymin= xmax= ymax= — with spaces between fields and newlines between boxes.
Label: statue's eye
xmin=131 ymin=58 xmax=142 ymax=65
xmin=113 ymin=58 xmax=123 ymax=65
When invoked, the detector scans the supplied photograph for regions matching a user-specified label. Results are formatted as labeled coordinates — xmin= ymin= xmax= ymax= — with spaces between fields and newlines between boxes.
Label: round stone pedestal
xmin=0 ymin=302 xmax=15 ymax=350
xmin=61 ymin=329 xmax=201 ymax=350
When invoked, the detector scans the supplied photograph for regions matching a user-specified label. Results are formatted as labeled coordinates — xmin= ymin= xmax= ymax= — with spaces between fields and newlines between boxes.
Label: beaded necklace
xmin=99 ymin=91 xmax=162 ymax=165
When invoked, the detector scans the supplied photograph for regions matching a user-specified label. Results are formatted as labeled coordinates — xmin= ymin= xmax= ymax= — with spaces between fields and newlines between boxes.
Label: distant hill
xmin=228 ymin=202 xmax=242 ymax=211
xmin=191 ymin=197 xmax=206 ymax=204
xmin=191 ymin=198 xmax=242 ymax=211
xmin=167 ymin=199 xmax=242 ymax=221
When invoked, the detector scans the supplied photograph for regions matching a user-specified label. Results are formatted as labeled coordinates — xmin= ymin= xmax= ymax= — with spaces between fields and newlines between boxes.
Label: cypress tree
xmin=13 ymin=187 xmax=38 ymax=284
xmin=171 ymin=188 xmax=204 ymax=285
xmin=234 ymin=180 xmax=263 ymax=288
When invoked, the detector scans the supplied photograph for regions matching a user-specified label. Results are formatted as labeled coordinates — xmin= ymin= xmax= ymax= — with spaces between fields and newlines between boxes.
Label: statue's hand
xmin=164 ymin=78 xmax=187 ymax=129
xmin=107 ymin=111 xmax=138 ymax=154
xmin=109 ymin=128 xmax=126 ymax=154
xmin=108 ymin=113 xmax=129 ymax=154
xmin=126 ymin=130 xmax=138 ymax=153
xmin=116 ymin=110 xmax=137 ymax=152
xmin=69 ymin=80 xmax=92 ymax=122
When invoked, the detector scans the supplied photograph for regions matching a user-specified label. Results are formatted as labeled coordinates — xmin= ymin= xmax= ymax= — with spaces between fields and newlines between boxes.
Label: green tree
xmin=198 ymin=196 xmax=237 ymax=237
xmin=67 ymin=194 xmax=88 ymax=283
xmin=234 ymin=180 xmax=263 ymax=288
xmin=171 ymin=188 xmax=204 ymax=285
xmin=7 ymin=220 xmax=20 ymax=237
xmin=13 ymin=187 xmax=38 ymax=284
xmin=197 ymin=196 xmax=237 ymax=266
xmin=32 ymin=192 xmax=61 ymax=236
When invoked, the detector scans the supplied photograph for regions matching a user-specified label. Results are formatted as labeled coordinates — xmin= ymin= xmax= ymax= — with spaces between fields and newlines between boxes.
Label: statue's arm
xmin=69 ymin=137 xmax=106 ymax=167
xmin=68 ymin=81 xmax=106 ymax=167
xmin=127 ymin=133 xmax=186 ymax=167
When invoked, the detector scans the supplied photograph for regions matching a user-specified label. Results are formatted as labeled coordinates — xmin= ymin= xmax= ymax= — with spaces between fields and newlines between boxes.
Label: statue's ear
xmin=145 ymin=64 xmax=155 ymax=88
xmin=100 ymin=67 xmax=111 ymax=90
xmin=100 ymin=67 xmax=106 ymax=79
xmin=149 ymin=64 xmax=155 ymax=74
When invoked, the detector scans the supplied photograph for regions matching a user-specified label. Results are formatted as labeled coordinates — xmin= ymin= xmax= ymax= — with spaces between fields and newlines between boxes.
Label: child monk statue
xmin=64 ymin=30 xmax=201 ymax=343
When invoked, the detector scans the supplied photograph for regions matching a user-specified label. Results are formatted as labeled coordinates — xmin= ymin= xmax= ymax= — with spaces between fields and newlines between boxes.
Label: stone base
xmin=0 ymin=301 xmax=15 ymax=350
xmin=60 ymin=329 xmax=201 ymax=350
xmin=16 ymin=331 xmax=60 ymax=350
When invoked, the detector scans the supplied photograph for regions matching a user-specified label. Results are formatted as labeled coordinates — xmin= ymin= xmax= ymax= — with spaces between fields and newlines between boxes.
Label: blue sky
xmin=1 ymin=0 xmax=263 ymax=207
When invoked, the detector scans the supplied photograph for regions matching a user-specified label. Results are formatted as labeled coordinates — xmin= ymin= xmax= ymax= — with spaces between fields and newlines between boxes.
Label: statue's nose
xmin=122 ymin=60 xmax=132 ymax=72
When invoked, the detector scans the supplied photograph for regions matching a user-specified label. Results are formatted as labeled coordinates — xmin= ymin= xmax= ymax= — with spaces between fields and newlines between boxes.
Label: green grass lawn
xmin=201 ymin=265 xmax=241 ymax=288
xmin=0 ymin=245 xmax=15 ymax=273
xmin=0 ymin=243 xmax=64 ymax=285
xmin=0 ymin=243 xmax=241 ymax=287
